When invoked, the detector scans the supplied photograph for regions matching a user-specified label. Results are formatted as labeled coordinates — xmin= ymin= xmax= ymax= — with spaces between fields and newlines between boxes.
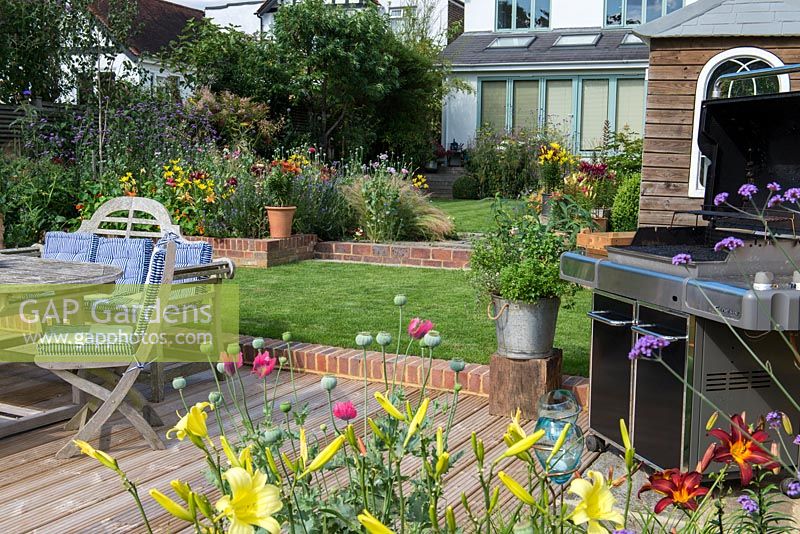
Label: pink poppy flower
xmin=333 ymin=401 xmax=358 ymax=421
xmin=220 ymin=351 xmax=243 ymax=376
xmin=408 ymin=317 xmax=434 ymax=340
xmin=252 ymin=350 xmax=276 ymax=379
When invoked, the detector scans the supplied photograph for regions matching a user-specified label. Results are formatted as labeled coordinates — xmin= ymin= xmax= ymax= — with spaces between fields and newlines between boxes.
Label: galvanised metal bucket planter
xmin=490 ymin=295 xmax=560 ymax=359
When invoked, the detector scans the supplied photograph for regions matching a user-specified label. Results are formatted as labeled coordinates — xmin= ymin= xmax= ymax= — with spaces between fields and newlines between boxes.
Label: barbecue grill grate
xmin=621 ymin=245 xmax=727 ymax=262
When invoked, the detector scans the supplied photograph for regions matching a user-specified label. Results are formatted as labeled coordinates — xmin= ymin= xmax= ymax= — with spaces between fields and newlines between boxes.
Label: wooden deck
xmin=0 ymin=362 xmax=594 ymax=533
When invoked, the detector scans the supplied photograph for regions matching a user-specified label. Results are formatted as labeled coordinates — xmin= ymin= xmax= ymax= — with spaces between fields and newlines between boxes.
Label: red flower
xmin=638 ymin=469 xmax=709 ymax=513
xmin=333 ymin=401 xmax=358 ymax=421
xmin=407 ymin=317 xmax=434 ymax=340
xmin=709 ymin=413 xmax=779 ymax=486
xmin=308 ymin=147 xmax=316 ymax=154
xmin=252 ymin=350 xmax=276 ymax=379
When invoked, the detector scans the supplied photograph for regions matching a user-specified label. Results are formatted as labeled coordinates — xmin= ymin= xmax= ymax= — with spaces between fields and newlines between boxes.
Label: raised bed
xmin=575 ymin=229 xmax=636 ymax=258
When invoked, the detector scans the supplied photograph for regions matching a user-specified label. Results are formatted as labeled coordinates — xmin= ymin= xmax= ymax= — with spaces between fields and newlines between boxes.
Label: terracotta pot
xmin=266 ymin=206 xmax=296 ymax=239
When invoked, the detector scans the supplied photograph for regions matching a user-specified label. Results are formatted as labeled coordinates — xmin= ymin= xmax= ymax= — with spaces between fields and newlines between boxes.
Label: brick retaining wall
xmin=314 ymin=241 xmax=471 ymax=269
xmin=239 ymin=336 xmax=589 ymax=407
xmin=186 ymin=235 xmax=317 ymax=267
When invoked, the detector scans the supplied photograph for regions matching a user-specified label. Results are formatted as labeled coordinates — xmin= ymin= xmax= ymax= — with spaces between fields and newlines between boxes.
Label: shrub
xmin=611 ymin=172 xmax=641 ymax=231
xmin=451 ymin=174 xmax=480 ymax=199
xmin=342 ymin=158 xmax=454 ymax=242
xmin=600 ymin=125 xmax=643 ymax=177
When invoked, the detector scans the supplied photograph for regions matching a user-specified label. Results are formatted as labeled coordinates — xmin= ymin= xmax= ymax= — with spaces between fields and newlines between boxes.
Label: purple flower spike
xmin=794 ymin=434 xmax=800 ymax=446
xmin=784 ymin=188 xmax=800 ymax=203
xmin=737 ymin=495 xmax=759 ymax=515
xmin=672 ymin=253 xmax=692 ymax=266
xmin=613 ymin=530 xmax=636 ymax=534
xmin=628 ymin=335 xmax=670 ymax=360
xmin=768 ymin=195 xmax=783 ymax=208
xmin=738 ymin=184 xmax=758 ymax=199
xmin=787 ymin=479 xmax=800 ymax=498
xmin=766 ymin=411 xmax=782 ymax=430
xmin=767 ymin=182 xmax=781 ymax=192
xmin=713 ymin=192 xmax=729 ymax=206
xmin=714 ymin=236 xmax=745 ymax=253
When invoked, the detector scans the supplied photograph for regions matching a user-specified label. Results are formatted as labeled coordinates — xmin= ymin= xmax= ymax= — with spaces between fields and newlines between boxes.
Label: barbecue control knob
xmin=753 ymin=271 xmax=775 ymax=291
xmin=793 ymin=271 xmax=800 ymax=290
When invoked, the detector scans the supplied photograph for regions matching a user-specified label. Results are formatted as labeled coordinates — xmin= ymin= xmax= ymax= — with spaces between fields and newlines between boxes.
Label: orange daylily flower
xmin=638 ymin=469 xmax=709 ymax=513
xmin=709 ymin=413 xmax=779 ymax=486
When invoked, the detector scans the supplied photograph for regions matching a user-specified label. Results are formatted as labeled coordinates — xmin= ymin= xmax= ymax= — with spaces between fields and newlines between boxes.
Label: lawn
xmin=236 ymin=261 xmax=592 ymax=376
xmin=432 ymin=198 xmax=525 ymax=234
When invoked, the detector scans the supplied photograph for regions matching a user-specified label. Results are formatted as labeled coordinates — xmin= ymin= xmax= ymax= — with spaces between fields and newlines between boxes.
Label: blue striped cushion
xmin=42 ymin=232 xmax=99 ymax=263
xmin=156 ymin=232 xmax=213 ymax=283
xmin=96 ymin=237 xmax=154 ymax=285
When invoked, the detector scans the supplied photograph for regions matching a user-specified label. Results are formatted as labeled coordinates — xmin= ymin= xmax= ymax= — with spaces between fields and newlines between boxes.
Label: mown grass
xmin=236 ymin=261 xmax=591 ymax=376
xmin=431 ymin=198 xmax=498 ymax=234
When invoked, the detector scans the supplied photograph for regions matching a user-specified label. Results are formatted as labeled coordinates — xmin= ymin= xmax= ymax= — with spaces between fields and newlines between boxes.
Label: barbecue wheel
xmin=585 ymin=434 xmax=607 ymax=453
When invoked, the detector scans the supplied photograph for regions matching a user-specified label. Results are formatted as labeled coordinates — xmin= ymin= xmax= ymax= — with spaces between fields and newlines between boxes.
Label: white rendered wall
xmin=205 ymin=1 xmax=263 ymax=34
xmin=443 ymin=74 xmax=478 ymax=146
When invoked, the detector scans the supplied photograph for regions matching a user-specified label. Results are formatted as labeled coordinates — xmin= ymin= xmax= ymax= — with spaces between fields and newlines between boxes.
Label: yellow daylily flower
xmin=403 ymin=398 xmax=430 ymax=448
xmin=435 ymin=451 xmax=450 ymax=478
xmin=546 ymin=423 xmax=572 ymax=466
xmin=619 ymin=419 xmax=635 ymax=470
xmin=301 ymin=434 xmax=345 ymax=476
xmin=498 ymin=471 xmax=536 ymax=505
xmin=436 ymin=426 xmax=444 ymax=457
xmin=568 ymin=470 xmax=624 ymax=534
xmin=220 ymin=436 xmax=254 ymax=474
xmin=150 ymin=488 xmax=194 ymax=522
xmin=73 ymin=440 xmax=120 ymax=472
xmin=299 ymin=427 xmax=308 ymax=467
xmin=215 ymin=467 xmax=282 ymax=534
xmin=503 ymin=409 xmax=534 ymax=462
xmin=170 ymin=479 xmax=191 ymax=502
xmin=357 ymin=509 xmax=395 ymax=534
xmin=374 ymin=391 xmax=406 ymax=421
xmin=167 ymin=402 xmax=211 ymax=445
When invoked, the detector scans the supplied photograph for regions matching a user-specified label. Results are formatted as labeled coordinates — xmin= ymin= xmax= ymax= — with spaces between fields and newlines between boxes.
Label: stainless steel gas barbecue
xmin=560 ymin=72 xmax=800 ymax=473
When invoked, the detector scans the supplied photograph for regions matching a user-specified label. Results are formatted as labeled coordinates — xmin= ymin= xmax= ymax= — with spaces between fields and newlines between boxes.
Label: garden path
xmin=0 ymin=362 xmax=594 ymax=533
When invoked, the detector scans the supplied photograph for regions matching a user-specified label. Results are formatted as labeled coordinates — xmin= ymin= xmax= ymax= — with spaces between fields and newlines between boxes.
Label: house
xmin=440 ymin=0 xmax=702 ymax=155
xmin=634 ymin=0 xmax=800 ymax=227
xmin=205 ymin=0 xmax=464 ymax=44
xmin=75 ymin=0 xmax=203 ymax=100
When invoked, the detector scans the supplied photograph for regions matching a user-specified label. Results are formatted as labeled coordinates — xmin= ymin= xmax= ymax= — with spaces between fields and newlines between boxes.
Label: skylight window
xmin=554 ymin=34 xmax=601 ymax=46
xmin=487 ymin=36 xmax=535 ymax=49
xmin=621 ymin=33 xmax=644 ymax=45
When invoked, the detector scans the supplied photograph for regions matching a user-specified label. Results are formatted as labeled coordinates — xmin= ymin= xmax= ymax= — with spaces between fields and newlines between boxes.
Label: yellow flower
xmin=167 ymin=402 xmax=211 ymax=446
xmin=375 ymin=391 xmax=406 ymax=421
xmin=498 ymin=471 xmax=536 ymax=505
xmin=150 ymin=488 xmax=194 ymax=522
xmin=299 ymin=427 xmax=308 ymax=467
xmin=220 ymin=436 xmax=254 ymax=474
xmin=501 ymin=428 xmax=545 ymax=461
xmin=73 ymin=440 xmax=120 ymax=472
xmin=357 ymin=509 xmax=395 ymax=534
xmin=301 ymin=434 xmax=345 ymax=476
xmin=215 ymin=467 xmax=282 ymax=534
xmin=546 ymin=423 xmax=571 ymax=466
xmin=568 ymin=470 xmax=624 ymax=534
xmin=403 ymin=398 xmax=430 ymax=448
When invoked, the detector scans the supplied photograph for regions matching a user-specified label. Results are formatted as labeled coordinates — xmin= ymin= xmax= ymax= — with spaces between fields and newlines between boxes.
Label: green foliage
xmin=451 ymin=174 xmax=481 ymax=200
xmin=611 ymin=173 xmax=641 ymax=232
xmin=547 ymin=195 xmax=597 ymax=246
xmin=600 ymin=124 xmax=644 ymax=177
xmin=0 ymin=156 xmax=77 ymax=247
xmin=465 ymin=127 xmax=569 ymax=198
xmin=342 ymin=159 xmax=454 ymax=242
xmin=470 ymin=199 xmax=575 ymax=303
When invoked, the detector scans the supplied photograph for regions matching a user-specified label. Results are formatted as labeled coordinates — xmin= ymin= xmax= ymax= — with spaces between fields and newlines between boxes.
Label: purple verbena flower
xmin=613 ymin=530 xmax=636 ymax=534
xmin=714 ymin=236 xmax=745 ymax=253
xmin=768 ymin=195 xmax=783 ymax=208
xmin=628 ymin=335 xmax=670 ymax=360
xmin=22 ymin=89 xmax=31 ymax=96
xmin=793 ymin=434 xmax=800 ymax=446
xmin=713 ymin=192 xmax=729 ymax=206
xmin=387 ymin=167 xmax=396 ymax=174
xmin=767 ymin=182 xmax=781 ymax=192
xmin=766 ymin=411 xmax=782 ymax=430
xmin=738 ymin=184 xmax=758 ymax=199
xmin=672 ymin=253 xmax=692 ymax=266
xmin=787 ymin=479 xmax=800 ymax=498
xmin=784 ymin=188 xmax=800 ymax=203
xmin=737 ymin=495 xmax=759 ymax=515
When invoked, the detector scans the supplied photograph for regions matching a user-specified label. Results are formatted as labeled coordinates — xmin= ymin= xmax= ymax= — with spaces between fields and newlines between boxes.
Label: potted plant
xmin=470 ymin=200 xmax=575 ymax=359
xmin=263 ymin=159 xmax=299 ymax=238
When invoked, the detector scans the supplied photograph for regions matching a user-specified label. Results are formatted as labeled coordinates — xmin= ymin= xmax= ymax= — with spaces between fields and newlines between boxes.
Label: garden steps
xmin=424 ymin=166 xmax=466 ymax=199
xmin=0 ymin=360 xmax=594 ymax=532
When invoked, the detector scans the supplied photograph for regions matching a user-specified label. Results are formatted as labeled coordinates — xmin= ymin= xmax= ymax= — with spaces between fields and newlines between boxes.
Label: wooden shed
xmin=634 ymin=0 xmax=800 ymax=227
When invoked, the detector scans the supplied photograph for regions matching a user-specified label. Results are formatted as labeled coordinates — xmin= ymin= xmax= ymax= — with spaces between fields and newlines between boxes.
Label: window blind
xmin=513 ymin=81 xmax=539 ymax=131
xmin=580 ymin=80 xmax=609 ymax=151
xmin=480 ymin=81 xmax=507 ymax=131
xmin=545 ymin=80 xmax=573 ymax=139
xmin=616 ymin=79 xmax=645 ymax=135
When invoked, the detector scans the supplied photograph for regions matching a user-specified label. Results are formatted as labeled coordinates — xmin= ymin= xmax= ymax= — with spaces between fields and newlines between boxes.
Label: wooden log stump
xmin=489 ymin=348 xmax=562 ymax=421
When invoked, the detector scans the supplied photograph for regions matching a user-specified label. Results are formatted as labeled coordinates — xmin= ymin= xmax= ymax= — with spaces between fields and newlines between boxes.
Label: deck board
xmin=0 ymin=362 xmax=595 ymax=533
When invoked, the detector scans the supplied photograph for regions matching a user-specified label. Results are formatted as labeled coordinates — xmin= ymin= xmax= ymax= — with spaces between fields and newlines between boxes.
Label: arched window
xmin=688 ymin=48 xmax=790 ymax=198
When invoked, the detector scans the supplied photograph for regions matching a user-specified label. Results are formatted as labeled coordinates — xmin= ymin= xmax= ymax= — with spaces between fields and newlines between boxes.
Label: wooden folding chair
xmin=35 ymin=242 xmax=177 ymax=458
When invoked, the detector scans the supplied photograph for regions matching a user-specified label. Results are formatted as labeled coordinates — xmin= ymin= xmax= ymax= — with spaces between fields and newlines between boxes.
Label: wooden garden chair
xmin=35 ymin=241 xmax=177 ymax=458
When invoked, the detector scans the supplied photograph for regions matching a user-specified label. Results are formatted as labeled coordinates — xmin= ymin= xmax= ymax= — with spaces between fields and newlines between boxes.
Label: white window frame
xmin=688 ymin=47 xmax=790 ymax=198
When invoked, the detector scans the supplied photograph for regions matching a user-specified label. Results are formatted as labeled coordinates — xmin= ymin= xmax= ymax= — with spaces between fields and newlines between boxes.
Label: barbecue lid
xmin=698 ymin=91 xmax=800 ymax=231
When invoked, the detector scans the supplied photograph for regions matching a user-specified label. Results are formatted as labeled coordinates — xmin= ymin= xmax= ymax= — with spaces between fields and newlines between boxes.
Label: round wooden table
xmin=0 ymin=255 xmax=122 ymax=285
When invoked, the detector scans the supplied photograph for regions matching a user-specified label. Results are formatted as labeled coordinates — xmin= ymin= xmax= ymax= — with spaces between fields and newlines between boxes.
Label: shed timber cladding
xmin=637 ymin=36 xmax=800 ymax=227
